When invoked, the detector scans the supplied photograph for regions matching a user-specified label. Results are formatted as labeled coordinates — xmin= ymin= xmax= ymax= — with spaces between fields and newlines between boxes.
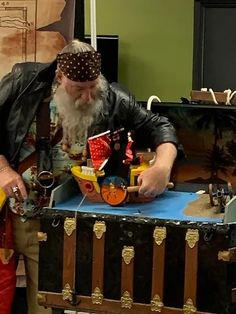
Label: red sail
xmin=88 ymin=131 xmax=112 ymax=171
xmin=123 ymin=132 xmax=134 ymax=164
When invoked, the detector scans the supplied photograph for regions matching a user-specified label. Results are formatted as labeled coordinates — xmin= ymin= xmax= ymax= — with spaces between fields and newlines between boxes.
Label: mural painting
xmin=0 ymin=0 xmax=75 ymax=79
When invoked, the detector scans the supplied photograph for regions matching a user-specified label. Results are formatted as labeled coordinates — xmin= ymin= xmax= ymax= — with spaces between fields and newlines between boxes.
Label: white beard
xmin=53 ymin=82 xmax=105 ymax=147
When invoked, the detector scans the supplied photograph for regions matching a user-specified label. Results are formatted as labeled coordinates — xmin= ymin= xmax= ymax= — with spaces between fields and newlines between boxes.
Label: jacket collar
xmin=27 ymin=60 xmax=57 ymax=95
xmin=37 ymin=60 xmax=57 ymax=82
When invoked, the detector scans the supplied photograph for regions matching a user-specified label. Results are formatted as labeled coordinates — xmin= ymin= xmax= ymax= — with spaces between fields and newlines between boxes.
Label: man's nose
xmin=81 ymin=90 xmax=92 ymax=102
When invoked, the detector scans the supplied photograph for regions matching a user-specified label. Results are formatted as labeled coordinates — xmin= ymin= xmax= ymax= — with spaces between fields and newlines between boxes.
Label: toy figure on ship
xmin=71 ymin=128 xmax=173 ymax=206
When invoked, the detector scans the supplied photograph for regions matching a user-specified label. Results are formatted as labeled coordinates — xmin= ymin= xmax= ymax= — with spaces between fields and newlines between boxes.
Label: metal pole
xmin=90 ymin=0 xmax=97 ymax=50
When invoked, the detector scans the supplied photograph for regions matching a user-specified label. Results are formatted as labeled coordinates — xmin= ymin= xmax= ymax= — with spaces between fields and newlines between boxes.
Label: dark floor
xmin=11 ymin=288 xmax=27 ymax=314
xmin=11 ymin=288 xmax=64 ymax=314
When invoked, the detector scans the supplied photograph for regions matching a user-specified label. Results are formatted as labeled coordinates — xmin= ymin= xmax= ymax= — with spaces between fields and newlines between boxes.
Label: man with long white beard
xmin=0 ymin=39 xmax=178 ymax=314
xmin=54 ymin=73 xmax=106 ymax=157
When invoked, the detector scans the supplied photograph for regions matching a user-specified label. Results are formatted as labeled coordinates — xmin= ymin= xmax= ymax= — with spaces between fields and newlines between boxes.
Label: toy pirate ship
xmin=71 ymin=129 xmax=160 ymax=206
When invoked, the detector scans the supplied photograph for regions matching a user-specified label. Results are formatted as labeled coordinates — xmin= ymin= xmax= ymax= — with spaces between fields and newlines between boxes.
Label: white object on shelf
xmin=146 ymin=95 xmax=161 ymax=111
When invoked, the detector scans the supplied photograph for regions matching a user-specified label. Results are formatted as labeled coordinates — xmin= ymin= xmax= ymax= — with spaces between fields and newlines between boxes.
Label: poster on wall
xmin=0 ymin=0 xmax=75 ymax=80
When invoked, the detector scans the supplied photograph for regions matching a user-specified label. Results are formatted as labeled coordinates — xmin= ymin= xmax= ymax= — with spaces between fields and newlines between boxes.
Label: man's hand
xmin=0 ymin=166 xmax=27 ymax=200
xmin=137 ymin=164 xmax=171 ymax=197
xmin=137 ymin=142 xmax=177 ymax=197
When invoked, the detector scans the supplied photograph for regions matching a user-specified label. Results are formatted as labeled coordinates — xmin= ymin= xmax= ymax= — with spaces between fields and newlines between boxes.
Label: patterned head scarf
xmin=57 ymin=51 xmax=101 ymax=82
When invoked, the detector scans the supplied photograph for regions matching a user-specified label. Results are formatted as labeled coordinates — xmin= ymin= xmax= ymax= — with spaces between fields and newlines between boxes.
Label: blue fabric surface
xmin=54 ymin=191 xmax=223 ymax=223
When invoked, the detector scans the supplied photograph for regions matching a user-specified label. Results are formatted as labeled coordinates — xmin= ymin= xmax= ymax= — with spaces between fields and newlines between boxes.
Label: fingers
xmin=138 ymin=175 xmax=157 ymax=197
xmin=140 ymin=188 xmax=159 ymax=198
xmin=139 ymin=183 xmax=157 ymax=197
xmin=138 ymin=179 xmax=165 ymax=197
xmin=0 ymin=170 xmax=27 ymax=199
xmin=16 ymin=177 xmax=27 ymax=200
xmin=4 ymin=186 xmax=15 ymax=198
xmin=137 ymin=175 xmax=142 ymax=186
xmin=11 ymin=186 xmax=23 ymax=202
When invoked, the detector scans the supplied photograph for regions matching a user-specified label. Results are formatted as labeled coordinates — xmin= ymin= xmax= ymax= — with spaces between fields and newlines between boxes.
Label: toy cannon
xmin=208 ymin=182 xmax=234 ymax=213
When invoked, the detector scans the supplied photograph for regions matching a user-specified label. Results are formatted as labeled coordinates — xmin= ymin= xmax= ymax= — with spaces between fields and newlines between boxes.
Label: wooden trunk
xmin=38 ymin=191 xmax=236 ymax=314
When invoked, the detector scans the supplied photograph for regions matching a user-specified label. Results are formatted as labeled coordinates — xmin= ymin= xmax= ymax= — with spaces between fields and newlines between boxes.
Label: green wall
xmin=85 ymin=0 xmax=194 ymax=102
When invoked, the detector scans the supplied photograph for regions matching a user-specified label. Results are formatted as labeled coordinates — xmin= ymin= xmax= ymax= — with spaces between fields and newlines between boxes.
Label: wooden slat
xmin=38 ymin=292 xmax=215 ymax=314
xmin=232 ymin=288 xmax=236 ymax=303
xmin=92 ymin=221 xmax=106 ymax=293
xmin=62 ymin=218 xmax=77 ymax=289
xmin=121 ymin=246 xmax=134 ymax=297
xmin=184 ymin=229 xmax=199 ymax=307
xmin=151 ymin=226 xmax=166 ymax=301
xmin=191 ymin=90 xmax=227 ymax=104
xmin=228 ymin=247 xmax=236 ymax=262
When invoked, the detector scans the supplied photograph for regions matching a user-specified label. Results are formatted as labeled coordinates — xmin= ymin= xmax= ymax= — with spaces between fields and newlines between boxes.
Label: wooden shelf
xmin=140 ymin=101 xmax=236 ymax=110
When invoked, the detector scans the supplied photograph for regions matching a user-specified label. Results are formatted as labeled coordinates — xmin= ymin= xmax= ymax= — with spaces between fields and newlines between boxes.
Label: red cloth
xmin=0 ymin=257 xmax=16 ymax=314
xmin=88 ymin=133 xmax=112 ymax=170
xmin=0 ymin=208 xmax=16 ymax=314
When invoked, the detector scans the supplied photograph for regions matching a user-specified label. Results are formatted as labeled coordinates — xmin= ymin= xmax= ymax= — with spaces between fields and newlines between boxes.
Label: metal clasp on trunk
xmin=93 ymin=221 xmax=106 ymax=239
xmin=122 ymin=246 xmax=134 ymax=265
xmin=92 ymin=287 xmax=103 ymax=304
xmin=121 ymin=291 xmax=133 ymax=309
xmin=183 ymin=298 xmax=196 ymax=314
xmin=64 ymin=217 xmax=76 ymax=236
xmin=185 ymin=229 xmax=199 ymax=248
xmin=151 ymin=294 xmax=164 ymax=312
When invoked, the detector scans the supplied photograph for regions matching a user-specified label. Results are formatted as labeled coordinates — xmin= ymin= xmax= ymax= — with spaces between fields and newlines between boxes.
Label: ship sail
xmin=88 ymin=130 xmax=112 ymax=171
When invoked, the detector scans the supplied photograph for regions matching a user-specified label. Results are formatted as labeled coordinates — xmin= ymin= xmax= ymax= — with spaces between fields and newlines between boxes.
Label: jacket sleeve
xmin=0 ymin=66 xmax=21 ymax=156
xmin=111 ymin=83 xmax=178 ymax=150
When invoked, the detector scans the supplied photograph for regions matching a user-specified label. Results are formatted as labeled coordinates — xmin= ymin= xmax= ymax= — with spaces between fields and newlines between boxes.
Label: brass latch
xmin=218 ymin=248 xmax=236 ymax=262
xmin=37 ymin=232 xmax=47 ymax=242
xmin=218 ymin=250 xmax=230 ymax=262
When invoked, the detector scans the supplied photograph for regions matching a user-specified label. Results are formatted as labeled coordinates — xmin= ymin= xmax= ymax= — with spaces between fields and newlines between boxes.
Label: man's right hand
xmin=0 ymin=166 xmax=27 ymax=200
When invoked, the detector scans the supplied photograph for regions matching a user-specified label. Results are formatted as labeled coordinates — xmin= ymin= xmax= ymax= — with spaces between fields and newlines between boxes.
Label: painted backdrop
xmin=0 ymin=0 xmax=75 ymax=80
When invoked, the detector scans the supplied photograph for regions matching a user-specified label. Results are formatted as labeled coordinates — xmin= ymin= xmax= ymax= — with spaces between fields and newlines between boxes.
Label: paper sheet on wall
xmin=0 ymin=0 xmax=75 ymax=80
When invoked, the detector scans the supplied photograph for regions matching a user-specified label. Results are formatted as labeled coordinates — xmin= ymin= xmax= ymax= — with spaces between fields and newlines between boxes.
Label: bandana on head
xmin=57 ymin=51 xmax=101 ymax=82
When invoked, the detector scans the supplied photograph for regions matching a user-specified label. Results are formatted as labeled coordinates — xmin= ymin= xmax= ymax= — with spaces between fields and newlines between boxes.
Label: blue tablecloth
xmin=54 ymin=190 xmax=223 ymax=223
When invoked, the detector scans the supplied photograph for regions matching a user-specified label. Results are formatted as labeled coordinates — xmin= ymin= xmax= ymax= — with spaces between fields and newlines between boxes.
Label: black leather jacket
xmin=0 ymin=61 xmax=178 ymax=168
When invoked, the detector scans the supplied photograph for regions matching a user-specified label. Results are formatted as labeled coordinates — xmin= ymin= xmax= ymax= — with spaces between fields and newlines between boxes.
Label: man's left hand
xmin=137 ymin=164 xmax=171 ymax=197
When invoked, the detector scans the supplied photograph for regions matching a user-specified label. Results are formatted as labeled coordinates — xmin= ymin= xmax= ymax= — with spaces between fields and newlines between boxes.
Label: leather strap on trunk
xmin=121 ymin=245 xmax=134 ymax=309
xmin=183 ymin=228 xmax=199 ymax=311
xmin=151 ymin=226 xmax=166 ymax=311
xmin=91 ymin=220 xmax=106 ymax=305
xmin=62 ymin=217 xmax=77 ymax=305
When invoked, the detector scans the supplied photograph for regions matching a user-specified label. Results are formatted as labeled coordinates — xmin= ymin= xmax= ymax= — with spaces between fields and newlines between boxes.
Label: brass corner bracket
xmin=218 ymin=250 xmax=230 ymax=262
xmin=62 ymin=283 xmax=73 ymax=302
xmin=121 ymin=291 xmax=133 ymax=309
xmin=37 ymin=293 xmax=46 ymax=305
xmin=151 ymin=294 xmax=164 ymax=312
xmin=37 ymin=232 xmax=47 ymax=242
xmin=91 ymin=286 xmax=103 ymax=304
xmin=183 ymin=298 xmax=197 ymax=314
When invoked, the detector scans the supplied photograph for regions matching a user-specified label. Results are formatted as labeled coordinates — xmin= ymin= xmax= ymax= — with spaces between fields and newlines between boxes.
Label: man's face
xmin=59 ymin=73 xmax=100 ymax=106
xmin=54 ymin=71 xmax=106 ymax=147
